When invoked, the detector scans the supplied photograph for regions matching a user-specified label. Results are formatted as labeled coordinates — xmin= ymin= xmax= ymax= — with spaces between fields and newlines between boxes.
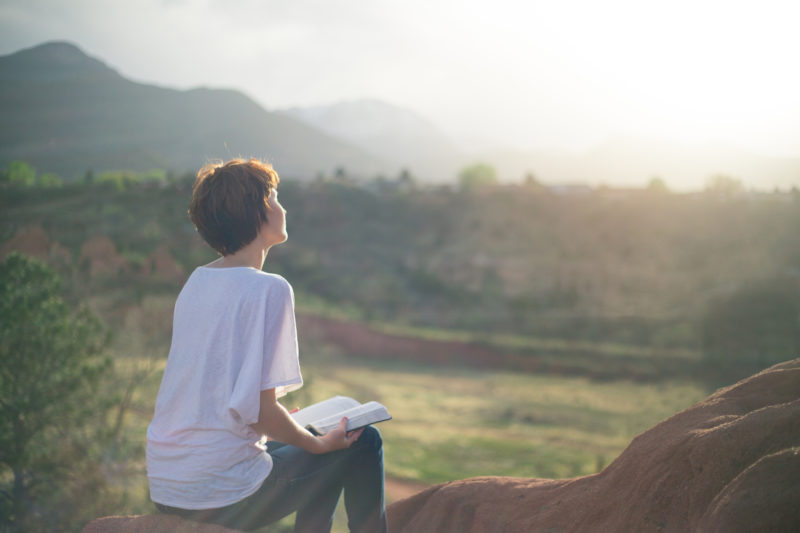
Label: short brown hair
xmin=189 ymin=158 xmax=280 ymax=256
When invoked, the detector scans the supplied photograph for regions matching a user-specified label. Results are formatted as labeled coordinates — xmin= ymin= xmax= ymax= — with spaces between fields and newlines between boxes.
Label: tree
xmin=0 ymin=253 xmax=111 ymax=531
xmin=705 ymin=174 xmax=743 ymax=198
xmin=523 ymin=172 xmax=545 ymax=192
xmin=333 ymin=166 xmax=350 ymax=183
xmin=396 ymin=168 xmax=416 ymax=191
xmin=2 ymin=161 xmax=36 ymax=187
xmin=646 ymin=176 xmax=669 ymax=195
xmin=458 ymin=163 xmax=498 ymax=190
xmin=36 ymin=172 xmax=63 ymax=188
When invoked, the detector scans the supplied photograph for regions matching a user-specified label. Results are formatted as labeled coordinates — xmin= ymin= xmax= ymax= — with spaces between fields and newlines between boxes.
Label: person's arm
xmin=250 ymin=388 xmax=363 ymax=454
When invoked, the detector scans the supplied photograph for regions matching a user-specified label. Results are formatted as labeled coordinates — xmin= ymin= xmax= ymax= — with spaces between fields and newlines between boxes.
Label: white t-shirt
xmin=146 ymin=266 xmax=302 ymax=509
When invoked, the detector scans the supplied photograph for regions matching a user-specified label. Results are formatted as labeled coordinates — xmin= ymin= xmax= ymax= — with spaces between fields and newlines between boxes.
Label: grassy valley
xmin=2 ymin=172 xmax=798 ymax=531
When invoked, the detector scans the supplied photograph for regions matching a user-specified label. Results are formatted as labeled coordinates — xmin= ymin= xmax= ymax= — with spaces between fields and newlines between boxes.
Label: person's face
xmin=260 ymin=188 xmax=287 ymax=247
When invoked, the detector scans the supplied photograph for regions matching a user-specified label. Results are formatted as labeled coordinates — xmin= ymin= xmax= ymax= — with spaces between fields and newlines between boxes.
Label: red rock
xmin=140 ymin=244 xmax=184 ymax=281
xmin=387 ymin=359 xmax=800 ymax=533
xmin=82 ymin=514 xmax=239 ymax=533
xmin=79 ymin=235 xmax=128 ymax=277
xmin=0 ymin=226 xmax=71 ymax=265
xmin=696 ymin=448 xmax=800 ymax=533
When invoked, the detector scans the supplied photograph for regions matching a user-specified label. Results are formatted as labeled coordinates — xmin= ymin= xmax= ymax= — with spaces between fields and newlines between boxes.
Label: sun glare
xmin=423 ymin=0 xmax=798 ymax=154
xmin=527 ymin=0 xmax=800 ymax=153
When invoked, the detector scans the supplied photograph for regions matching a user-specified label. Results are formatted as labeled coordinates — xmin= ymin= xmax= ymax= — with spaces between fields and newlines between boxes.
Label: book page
xmin=290 ymin=396 xmax=361 ymax=429
xmin=309 ymin=401 xmax=391 ymax=435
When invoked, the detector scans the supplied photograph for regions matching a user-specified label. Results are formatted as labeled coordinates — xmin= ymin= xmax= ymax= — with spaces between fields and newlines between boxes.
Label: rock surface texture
xmin=82 ymin=515 xmax=238 ymax=533
xmin=387 ymin=359 xmax=800 ymax=533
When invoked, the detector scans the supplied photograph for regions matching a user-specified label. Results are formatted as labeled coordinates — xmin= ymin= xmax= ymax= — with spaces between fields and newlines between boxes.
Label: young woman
xmin=145 ymin=158 xmax=386 ymax=532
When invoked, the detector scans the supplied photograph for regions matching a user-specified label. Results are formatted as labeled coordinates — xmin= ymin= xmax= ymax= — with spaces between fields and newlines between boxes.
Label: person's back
xmin=146 ymin=267 xmax=299 ymax=509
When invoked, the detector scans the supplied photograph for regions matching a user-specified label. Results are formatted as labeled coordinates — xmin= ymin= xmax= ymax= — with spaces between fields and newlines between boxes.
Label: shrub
xmin=0 ymin=253 xmax=112 ymax=531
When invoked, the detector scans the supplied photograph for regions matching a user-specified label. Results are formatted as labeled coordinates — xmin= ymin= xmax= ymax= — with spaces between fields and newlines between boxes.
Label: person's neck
xmin=213 ymin=244 xmax=270 ymax=270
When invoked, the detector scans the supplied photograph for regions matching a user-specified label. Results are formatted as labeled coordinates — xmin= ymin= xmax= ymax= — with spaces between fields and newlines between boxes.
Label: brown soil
xmin=140 ymin=244 xmax=184 ymax=281
xmin=79 ymin=235 xmax=128 ymax=277
xmin=0 ymin=226 xmax=70 ymax=264
xmin=387 ymin=359 xmax=800 ymax=533
xmin=297 ymin=314 xmax=700 ymax=381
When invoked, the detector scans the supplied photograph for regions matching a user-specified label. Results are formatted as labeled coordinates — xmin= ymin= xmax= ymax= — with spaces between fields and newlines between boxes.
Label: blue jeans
xmin=156 ymin=426 xmax=386 ymax=533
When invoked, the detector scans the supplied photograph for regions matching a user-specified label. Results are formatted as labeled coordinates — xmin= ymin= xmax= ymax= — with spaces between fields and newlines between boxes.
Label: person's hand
xmin=316 ymin=417 xmax=363 ymax=454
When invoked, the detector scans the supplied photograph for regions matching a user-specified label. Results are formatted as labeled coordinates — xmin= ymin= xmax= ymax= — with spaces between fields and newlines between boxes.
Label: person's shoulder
xmin=247 ymin=270 xmax=294 ymax=298
xmin=249 ymin=270 xmax=291 ymax=287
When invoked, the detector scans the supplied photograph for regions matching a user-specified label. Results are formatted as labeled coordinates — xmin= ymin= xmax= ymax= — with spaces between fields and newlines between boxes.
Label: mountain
xmin=281 ymin=99 xmax=464 ymax=182
xmin=486 ymin=137 xmax=800 ymax=190
xmin=0 ymin=42 xmax=384 ymax=179
xmin=0 ymin=41 xmax=120 ymax=82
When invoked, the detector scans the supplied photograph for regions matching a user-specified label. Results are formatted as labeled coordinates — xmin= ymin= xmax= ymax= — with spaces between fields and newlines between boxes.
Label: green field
xmin=116 ymin=345 xmax=708 ymax=532
xmin=298 ymin=352 xmax=707 ymax=483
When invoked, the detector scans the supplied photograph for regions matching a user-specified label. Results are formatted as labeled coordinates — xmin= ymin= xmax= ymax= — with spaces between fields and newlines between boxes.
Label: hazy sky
xmin=1 ymin=0 xmax=799 ymax=157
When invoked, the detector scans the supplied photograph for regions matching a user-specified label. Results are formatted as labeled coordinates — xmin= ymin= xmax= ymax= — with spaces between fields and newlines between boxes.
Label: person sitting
xmin=145 ymin=158 xmax=386 ymax=532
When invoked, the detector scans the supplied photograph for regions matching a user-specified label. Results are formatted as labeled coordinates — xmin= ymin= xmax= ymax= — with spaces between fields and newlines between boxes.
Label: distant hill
xmin=0 ymin=41 xmax=385 ymax=179
xmin=281 ymin=99 xmax=464 ymax=182
xmin=486 ymin=137 xmax=800 ymax=190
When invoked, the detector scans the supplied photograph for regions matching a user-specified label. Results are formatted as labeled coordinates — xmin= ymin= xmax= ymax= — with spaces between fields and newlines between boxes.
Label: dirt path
xmin=298 ymin=314 xmax=702 ymax=381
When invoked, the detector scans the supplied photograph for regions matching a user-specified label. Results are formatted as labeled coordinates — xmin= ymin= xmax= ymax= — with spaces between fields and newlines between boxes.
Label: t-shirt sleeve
xmin=259 ymin=279 xmax=302 ymax=397
xmin=228 ymin=277 xmax=302 ymax=426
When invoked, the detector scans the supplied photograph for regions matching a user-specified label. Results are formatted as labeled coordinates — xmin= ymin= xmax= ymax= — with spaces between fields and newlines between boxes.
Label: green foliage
xmin=36 ymin=172 xmax=63 ymax=188
xmin=702 ymin=279 xmax=800 ymax=373
xmin=458 ymin=163 xmax=498 ymax=190
xmin=2 ymin=161 xmax=37 ymax=187
xmin=0 ymin=253 xmax=112 ymax=532
xmin=646 ymin=176 xmax=669 ymax=194
xmin=96 ymin=170 xmax=140 ymax=191
xmin=0 ymin=161 xmax=167 ymax=191
xmin=2 ymin=172 xmax=799 ymax=364
xmin=0 ymin=161 xmax=64 ymax=189
xmin=95 ymin=168 xmax=167 ymax=190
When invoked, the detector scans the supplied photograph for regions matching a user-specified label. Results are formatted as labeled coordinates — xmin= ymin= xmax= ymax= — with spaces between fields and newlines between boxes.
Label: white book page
xmin=290 ymin=396 xmax=361 ymax=429
xmin=310 ymin=401 xmax=391 ymax=435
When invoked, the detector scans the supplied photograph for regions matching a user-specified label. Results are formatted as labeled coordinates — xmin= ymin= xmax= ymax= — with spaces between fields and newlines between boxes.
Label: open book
xmin=290 ymin=396 xmax=392 ymax=436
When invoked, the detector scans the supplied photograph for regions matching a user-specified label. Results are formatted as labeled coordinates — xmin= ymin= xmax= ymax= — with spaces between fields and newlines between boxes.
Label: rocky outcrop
xmin=82 ymin=515 xmax=237 ymax=533
xmin=387 ymin=359 xmax=800 ymax=532
xmin=79 ymin=235 xmax=128 ymax=277
xmin=0 ymin=226 xmax=70 ymax=264
xmin=140 ymin=244 xmax=184 ymax=281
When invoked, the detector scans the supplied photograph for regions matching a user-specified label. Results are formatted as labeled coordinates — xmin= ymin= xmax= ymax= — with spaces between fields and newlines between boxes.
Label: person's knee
xmin=356 ymin=426 xmax=382 ymax=453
